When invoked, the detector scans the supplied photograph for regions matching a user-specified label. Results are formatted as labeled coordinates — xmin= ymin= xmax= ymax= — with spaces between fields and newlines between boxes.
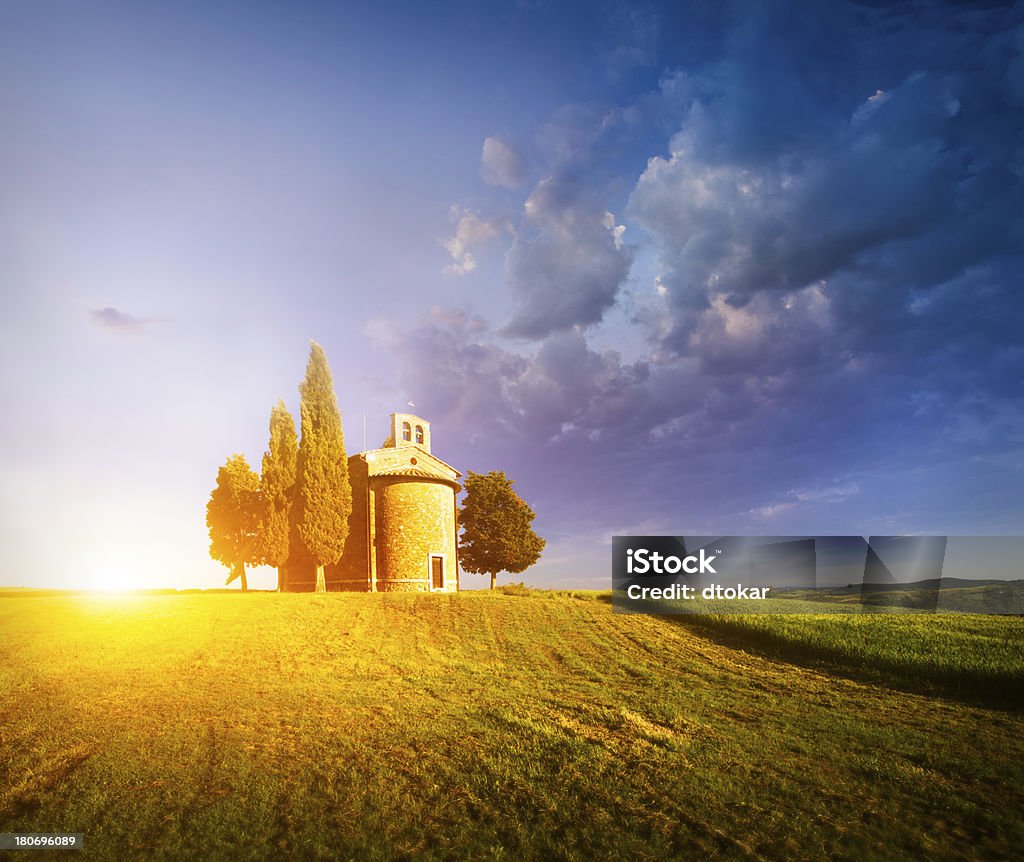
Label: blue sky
xmin=2 ymin=0 xmax=1022 ymax=590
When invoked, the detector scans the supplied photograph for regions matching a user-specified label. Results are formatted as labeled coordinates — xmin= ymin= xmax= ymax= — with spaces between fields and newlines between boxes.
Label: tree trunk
xmin=490 ymin=572 xmax=496 ymax=590
xmin=234 ymin=563 xmax=248 ymax=592
xmin=315 ymin=564 xmax=326 ymax=593
xmin=277 ymin=567 xmax=286 ymax=592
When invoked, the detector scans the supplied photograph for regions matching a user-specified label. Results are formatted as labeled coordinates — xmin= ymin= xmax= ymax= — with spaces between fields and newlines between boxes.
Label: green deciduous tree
xmin=292 ymin=342 xmax=351 ymax=592
xmin=257 ymin=400 xmax=298 ymax=591
xmin=459 ymin=470 xmax=545 ymax=590
xmin=206 ymin=454 xmax=261 ymax=591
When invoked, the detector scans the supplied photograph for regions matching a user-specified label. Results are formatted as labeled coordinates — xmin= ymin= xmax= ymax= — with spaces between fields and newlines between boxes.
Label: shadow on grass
xmin=654 ymin=613 xmax=1024 ymax=713
xmin=0 ymin=743 xmax=95 ymax=820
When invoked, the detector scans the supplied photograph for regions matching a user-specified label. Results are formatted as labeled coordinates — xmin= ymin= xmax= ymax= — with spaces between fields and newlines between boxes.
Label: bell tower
xmin=388 ymin=412 xmax=431 ymax=453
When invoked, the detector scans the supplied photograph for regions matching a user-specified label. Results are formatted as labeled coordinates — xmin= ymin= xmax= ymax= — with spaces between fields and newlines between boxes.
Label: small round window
xmin=410 ymin=457 xmax=418 ymax=465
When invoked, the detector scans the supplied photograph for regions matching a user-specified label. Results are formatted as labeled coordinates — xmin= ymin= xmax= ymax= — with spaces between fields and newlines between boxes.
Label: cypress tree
xmin=258 ymin=400 xmax=298 ymax=591
xmin=292 ymin=342 xmax=351 ymax=592
xmin=206 ymin=454 xmax=261 ymax=591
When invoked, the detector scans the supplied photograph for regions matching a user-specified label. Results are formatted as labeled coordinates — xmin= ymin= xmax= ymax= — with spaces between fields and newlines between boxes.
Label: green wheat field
xmin=2 ymin=589 xmax=1023 ymax=860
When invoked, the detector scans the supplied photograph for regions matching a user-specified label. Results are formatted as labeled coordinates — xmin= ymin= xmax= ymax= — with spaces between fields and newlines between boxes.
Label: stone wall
xmin=282 ymin=443 xmax=460 ymax=593
xmin=283 ymin=561 xmax=316 ymax=591
xmin=374 ymin=477 xmax=458 ymax=592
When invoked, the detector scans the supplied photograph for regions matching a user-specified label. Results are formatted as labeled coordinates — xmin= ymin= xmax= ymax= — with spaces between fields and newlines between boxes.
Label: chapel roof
xmin=360 ymin=444 xmax=461 ymax=487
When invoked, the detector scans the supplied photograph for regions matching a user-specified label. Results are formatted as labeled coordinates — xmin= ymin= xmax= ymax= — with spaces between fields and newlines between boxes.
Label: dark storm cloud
xmin=628 ymin=2 xmax=1024 ymax=405
xmin=630 ymin=2 xmax=1024 ymax=352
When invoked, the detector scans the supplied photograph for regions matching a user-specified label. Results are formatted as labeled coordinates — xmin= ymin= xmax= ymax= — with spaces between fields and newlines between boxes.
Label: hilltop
xmin=2 ymin=591 xmax=1022 ymax=859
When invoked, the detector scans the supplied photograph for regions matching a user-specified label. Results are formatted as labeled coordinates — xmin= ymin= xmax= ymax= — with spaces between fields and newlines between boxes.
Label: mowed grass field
xmin=2 ymin=592 xmax=1023 ymax=860
xmin=674 ymin=608 xmax=1024 ymax=702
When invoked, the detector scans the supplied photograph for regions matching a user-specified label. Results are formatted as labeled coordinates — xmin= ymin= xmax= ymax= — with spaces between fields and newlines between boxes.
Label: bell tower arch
xmin=389 ymin=412 xmax=431 ymax=453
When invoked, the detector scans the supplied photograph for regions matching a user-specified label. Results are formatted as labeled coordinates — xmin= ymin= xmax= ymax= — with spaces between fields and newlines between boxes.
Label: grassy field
xmin=774 ymin=581 xmax=1024 ymax=615
xmin=672 ymin=610 xmax=1024 ymax=703
xmin=2 ymin=591 xmax=1023 ymax=860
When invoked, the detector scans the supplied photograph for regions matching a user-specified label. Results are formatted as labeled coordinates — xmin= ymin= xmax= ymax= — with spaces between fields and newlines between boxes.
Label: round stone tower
xmin=310 ymin=412 xmax=461 ymax=593
xmin=365 ymin=413 xmax=460 ymax=592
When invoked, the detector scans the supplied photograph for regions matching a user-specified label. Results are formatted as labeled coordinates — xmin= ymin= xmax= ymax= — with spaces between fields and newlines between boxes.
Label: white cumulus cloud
xmin=441 ymin=208 xmax=510 ymax=276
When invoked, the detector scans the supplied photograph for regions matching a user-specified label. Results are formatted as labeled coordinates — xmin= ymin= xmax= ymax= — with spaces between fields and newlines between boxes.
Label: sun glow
xmin=82 ymin=561 xmax=139 ymax=592
xmin=79 ymin=546 xmax=150 ymax=592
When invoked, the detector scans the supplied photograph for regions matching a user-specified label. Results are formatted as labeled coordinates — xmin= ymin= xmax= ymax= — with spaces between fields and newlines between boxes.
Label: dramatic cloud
xmin=630 ymin=68 xmax=1002 ymax=341
xmin=384 ymin=291 xmax=1022 ymax=547
xmin=370 ymin=308 xmax=661 ymax=445
xmin=88 ymin=307 xmax=160 ymax=333
xmin=402 ymin=1 xmax=1024 ymax=566
xmin=627 ymin=2 xmax=1024 ymax=410
xmin=480 ymin=136 xmax=526 ymax=189
xmin=468 ymin=101 xmax=650 ymax=339
xmin=366 ymin=307 xmax=528 ymax=438
xmin=504 ymin=176 xmax=632 ymax=338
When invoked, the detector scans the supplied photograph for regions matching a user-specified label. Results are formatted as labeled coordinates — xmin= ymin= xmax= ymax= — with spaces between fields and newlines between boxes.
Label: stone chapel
xmin=283 ymin=412 xmax=461 ymax=592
